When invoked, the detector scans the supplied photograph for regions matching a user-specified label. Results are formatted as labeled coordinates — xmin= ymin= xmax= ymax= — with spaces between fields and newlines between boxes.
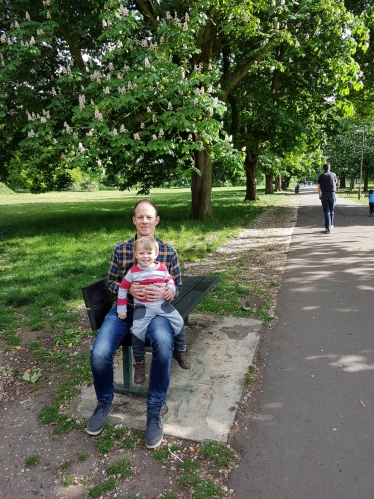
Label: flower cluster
xmin=79 ymin=94 xmax=85 ymax=110
xmin=119 ymin=5 xmax=129 ymax=17
xmin=94 ymin=110 xmax=103 ymax=121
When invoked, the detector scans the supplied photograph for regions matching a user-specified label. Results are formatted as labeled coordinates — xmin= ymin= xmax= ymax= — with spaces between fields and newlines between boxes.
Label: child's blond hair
xmin=133 ymin=236 xmax=159 ymax=254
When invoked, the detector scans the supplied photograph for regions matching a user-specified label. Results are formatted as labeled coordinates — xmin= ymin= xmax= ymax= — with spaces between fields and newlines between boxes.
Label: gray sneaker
xmin=145 ymin=410 xmax=163 ymax=449
xmin=86 ymin=403 xmax=113 ymax=436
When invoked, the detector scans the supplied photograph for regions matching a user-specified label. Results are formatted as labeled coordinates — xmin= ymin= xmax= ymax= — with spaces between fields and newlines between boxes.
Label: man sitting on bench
xmin=87 ymin=199 xmax=183 ymax=449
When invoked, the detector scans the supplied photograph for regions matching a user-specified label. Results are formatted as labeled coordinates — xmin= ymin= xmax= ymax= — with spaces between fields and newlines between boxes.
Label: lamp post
xmin=354 ymin=129 xmax=365 ymax=200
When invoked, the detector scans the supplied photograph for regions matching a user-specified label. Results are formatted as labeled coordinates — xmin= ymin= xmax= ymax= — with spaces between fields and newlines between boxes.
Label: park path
xmin=229 ymin=186 xmax=374 ymax=498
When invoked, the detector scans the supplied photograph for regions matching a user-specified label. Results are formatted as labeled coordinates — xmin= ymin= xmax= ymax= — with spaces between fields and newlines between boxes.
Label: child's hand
xmin=118 ymin=313 xmax=127 ymax=320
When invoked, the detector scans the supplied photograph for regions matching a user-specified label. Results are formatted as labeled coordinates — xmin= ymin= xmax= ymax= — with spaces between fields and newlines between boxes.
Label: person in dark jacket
xmin=317 ymin=163 xmax=337 ymax=234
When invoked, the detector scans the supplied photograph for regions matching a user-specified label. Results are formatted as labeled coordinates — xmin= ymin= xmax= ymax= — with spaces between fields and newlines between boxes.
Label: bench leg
xmin=113 ymin=345 xmax=147 ymax=397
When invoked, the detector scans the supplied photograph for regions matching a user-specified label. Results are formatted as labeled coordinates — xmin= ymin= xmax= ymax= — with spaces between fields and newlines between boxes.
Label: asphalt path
xmin=229 ymin=186 xmax=374 ymax=498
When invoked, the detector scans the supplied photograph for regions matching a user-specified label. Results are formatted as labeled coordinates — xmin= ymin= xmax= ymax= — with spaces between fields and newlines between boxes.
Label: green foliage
xmin=201 ymin=441 xmax=236 ymax=467
xmin=63 ymin=475 xmax=75 ymax=486
xmin=244 ymin=365 xmax=256 ymax=390
xmin=93 ymin=424 xmax=142 ymax=454
xmin=106 ymin=457 xmax=134 ymax=478
xmin=193 ymin=479 xmax=223 ymax=499
xmin=88 ymin=478 xmax=117 ymax=498
xmin=59 ymin=461 xmax=71 ymax=471
xmin=22 ymin=369 xmax=42 ymax=384
xmin=1 ymin=0 xmax=371 ymax=218
xmin=25 ymin=454 xmax=41 ymax=467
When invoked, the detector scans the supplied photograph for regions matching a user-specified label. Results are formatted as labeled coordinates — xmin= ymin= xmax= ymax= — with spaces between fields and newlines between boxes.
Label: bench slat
xmin=173 ymin=276 xmax=219 ymax=319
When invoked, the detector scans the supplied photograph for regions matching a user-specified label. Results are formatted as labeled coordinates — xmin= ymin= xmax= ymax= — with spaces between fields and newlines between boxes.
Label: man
xmin=87 ymin=199 xmax=183 ymax=449
xmin=317 ymin=163 xmax=337 ymax=234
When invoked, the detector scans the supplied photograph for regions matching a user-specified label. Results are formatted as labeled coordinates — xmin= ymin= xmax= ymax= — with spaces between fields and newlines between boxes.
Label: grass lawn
xmin=0 ymin=187 xmax=286 ymax=348
xmin=0 ymin=186 xmax=291 ymax=496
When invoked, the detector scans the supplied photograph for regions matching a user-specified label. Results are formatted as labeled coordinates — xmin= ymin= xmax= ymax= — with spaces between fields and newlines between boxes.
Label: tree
xmin=0 ymin=0 xmax=369 ymax=219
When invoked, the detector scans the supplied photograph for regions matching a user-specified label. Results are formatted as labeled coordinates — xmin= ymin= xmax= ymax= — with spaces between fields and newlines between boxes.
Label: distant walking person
xmin=317 ymin=163 xmax=337 ymax=234
xmin=365 ymin=189 xmax=374 ymax=216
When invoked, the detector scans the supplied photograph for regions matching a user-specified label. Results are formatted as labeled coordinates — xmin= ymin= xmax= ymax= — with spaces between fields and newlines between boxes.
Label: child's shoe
xmin=133 ymin=361 xmax=146 ymax=384
xmin=173 ymin=350 xmax=191 ymax=369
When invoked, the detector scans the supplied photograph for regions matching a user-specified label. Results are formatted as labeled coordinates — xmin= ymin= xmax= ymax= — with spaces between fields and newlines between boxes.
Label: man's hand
xmin=144 ymin=282 xmax=170 ymax=301
xmin=129 ymin=282 xmax=172 ymax=302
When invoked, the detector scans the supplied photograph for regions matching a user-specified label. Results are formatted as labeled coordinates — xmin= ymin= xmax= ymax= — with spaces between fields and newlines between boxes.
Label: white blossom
xmin=120 ymin=125 xmax=126 ymax=133
xmin=168 ymin=102 xmax=173 ymax=110
xmin=134 ymin=133 xmax=141 ymax=140
xmin=103 ymin=87 xmax=110 ymax=94
xmin=188 ymin=134 xmax=193 ymax=142
xmin=119 ymin=5 xmax=129 ymax=17
xmin=79 ymin=94 xmax=86 ymax=110
xmin=102 ymin=19 xmax=107 ymax=28
xmin=194 ymin=98 xmax=198 ymax=105
xmin=25 ymin=12 xmax=30 ymax=20
xmin=28 ymin=129 xmax=35 ymax=137
xmin=141 ymin=39 xmax=148 ymax=47
xmin=152 ymin=134 xmax=157 ymax=140
xmin=140 ymin=122 xmax=145 ymax=129
xmin=112 ymin=128 xmax=118 ymax=135
xmin=46 ymin=11 xmax=51 ymax=19
xmin=78 ymin=142 xmax=85 ymax=152
xmin=147 ymin=107 xmax=151 ymax=113
xmin=158 ymin=129 xmax=164 ymax=137
xmin=118 ymin=86 xmax=126 ymax=94
xmin=145 ymin=57 xmax=150 ymax=68
xmin=108 ymin=62 xmax=114 ymax=71
xmin=95 ymin=109 xmax=103 ymax=121
xmin=152 ymin=114 xmax=157 ymax=123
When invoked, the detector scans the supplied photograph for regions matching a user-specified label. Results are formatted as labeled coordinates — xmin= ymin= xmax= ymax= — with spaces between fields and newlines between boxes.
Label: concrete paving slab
xmin=74 ymin=313 xmax=261 ymax=443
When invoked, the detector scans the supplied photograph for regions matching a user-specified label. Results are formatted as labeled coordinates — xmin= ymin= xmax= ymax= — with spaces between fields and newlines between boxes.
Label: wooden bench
xmin=81 ymin=275 xmax=219 ymax=396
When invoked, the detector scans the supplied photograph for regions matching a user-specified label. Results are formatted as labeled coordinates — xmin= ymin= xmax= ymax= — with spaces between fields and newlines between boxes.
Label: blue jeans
xmin=90 ymin=305 xmax=173 ymax=412
xmin=321 ymin=192 xmax=336 ymax=229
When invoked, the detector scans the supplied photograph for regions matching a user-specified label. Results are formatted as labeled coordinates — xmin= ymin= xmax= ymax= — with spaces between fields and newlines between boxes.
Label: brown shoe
xmin=133 ymin=361 xmax=146 ymax=384
xmin=173 ymin=350 xmax=191 ymax=369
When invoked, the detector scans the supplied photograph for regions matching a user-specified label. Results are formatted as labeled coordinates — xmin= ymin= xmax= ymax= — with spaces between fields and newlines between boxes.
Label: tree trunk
xmin=243 ymin=152 xmax=258 ymax=201
xmin=189 ymin=149 xmax=212 ymax=220
xmin=364 ymin=172 xmax=368 ymax=193
xmin=275 ymin=175 xmax=281 ymax=191
xmin=350 ymin=178 xmax=356 ymax=189
xmin=339 ymin=173 xmax=346 ymax=189
xmin=281 ymin=176 xmax=290 ymax=190
xmin=265 ymin=173 xmax=274 ymax=194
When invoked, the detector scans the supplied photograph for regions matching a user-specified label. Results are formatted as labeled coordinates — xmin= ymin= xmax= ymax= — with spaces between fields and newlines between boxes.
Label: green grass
xmin=0 ymin=187 xmax=285 ymax=442
xmin=0 ymin=187 xmax=283 ymax=348
xmin=201 ymin=441 xmax=236 ymax=467
xmin=106 ymin=457 xmax=134 ymax=477
xmin=25 ymin=454 xmax=41 ymax=466
xmin=88 ymin=478 xmax=117 ymax=498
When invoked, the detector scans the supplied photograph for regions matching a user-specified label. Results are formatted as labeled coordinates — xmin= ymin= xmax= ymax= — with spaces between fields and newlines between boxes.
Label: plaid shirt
xmin=107 ymin=235 xmax=182 ymax=309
